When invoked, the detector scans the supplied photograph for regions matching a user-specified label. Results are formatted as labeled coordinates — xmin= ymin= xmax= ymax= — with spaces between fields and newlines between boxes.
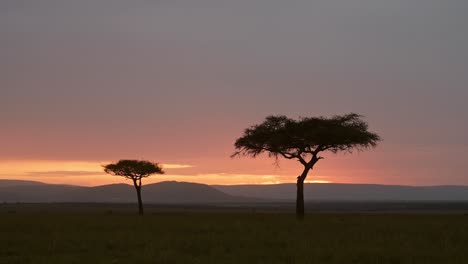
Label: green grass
xmin=1 ymin=212 xmax=467 ymax=264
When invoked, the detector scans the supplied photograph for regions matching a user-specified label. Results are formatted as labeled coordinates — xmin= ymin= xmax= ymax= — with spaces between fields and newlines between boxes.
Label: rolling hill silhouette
xmin=1 ymin=180 xmax=468 ymax=203
xmin=0 ymin=180 xmax=241 ymax=203
xmin=0 ymin=179 xmax=48 ymax=187
xmin=213 ymin=183 xmax=468 ymax=201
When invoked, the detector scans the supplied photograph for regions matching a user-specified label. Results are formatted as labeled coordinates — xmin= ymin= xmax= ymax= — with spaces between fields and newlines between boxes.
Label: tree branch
xmin=278 ymin=152 xmax=296 ymax=160
xmin=297 ymin=155 xmax=307 ymax=166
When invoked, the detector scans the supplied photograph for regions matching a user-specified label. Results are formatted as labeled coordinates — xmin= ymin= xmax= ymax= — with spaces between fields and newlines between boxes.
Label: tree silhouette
xmin=232 ymin=113 xmax=381 ymax=219
xmin=103 ymin=160 xmax=164 ymax=215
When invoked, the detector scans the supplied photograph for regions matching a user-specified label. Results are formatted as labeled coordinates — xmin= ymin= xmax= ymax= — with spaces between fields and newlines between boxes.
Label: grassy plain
xmin=1 ymin=207 xmax=467 ymax=264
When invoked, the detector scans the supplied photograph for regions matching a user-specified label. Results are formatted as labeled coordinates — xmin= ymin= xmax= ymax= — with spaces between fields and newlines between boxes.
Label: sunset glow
xmin=305 ymin=180 xmax=331 ymax=184
xmin=1 ymin=0 xmax=467 ymax=187
xmin=0 ymin=160 xmax=335 ymax=186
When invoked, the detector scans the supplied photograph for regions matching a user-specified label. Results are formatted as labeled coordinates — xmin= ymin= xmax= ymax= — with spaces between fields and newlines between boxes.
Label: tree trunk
xmin=296 ymin=166 xmax=311 ymax=220
xmin=296 ymin=177 xmax=305 ymax=220
xmin=136 ymin=186 xmax=144 ymax=215
xmin=133 ymin=179 xmax=144 ymax=215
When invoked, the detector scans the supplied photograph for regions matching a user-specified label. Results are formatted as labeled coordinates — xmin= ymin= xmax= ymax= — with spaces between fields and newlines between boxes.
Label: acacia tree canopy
xmin=233 ymin=113 xmax=380 ymax=166
xmin=103 ymin=160 xmax=164 ymax=181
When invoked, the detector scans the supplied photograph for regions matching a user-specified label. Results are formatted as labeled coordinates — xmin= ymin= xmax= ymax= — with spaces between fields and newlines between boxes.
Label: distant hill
xmin=0 ymin=180 xmax=242 ymax=204
xmin=1 ymin=180 xmax=468 ymax=203
xmin=213 ymin=183 xmax=468 ymax=201
xmin=0 ymin=180 xmax=47 ymax=187
xmin=142 ymin=181 xmax=242 ymax=203
xmin=0 ymin=183 xmax=88 ymax=203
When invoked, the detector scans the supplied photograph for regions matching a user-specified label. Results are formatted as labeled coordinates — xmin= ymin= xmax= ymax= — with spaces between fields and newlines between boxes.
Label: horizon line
xmin=2 ymin=179 xmax=468 ymax=188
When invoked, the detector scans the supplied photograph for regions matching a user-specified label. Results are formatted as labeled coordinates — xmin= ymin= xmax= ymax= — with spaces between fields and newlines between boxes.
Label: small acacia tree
xmin=232 ymin=113 xmax=380 ymax=219
xmin=103 ymin=159 xmax=164 ymax=215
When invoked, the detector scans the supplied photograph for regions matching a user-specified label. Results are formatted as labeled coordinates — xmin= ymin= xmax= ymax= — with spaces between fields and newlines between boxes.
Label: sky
xmin=1 ymin=0 xmax=467 ymax=186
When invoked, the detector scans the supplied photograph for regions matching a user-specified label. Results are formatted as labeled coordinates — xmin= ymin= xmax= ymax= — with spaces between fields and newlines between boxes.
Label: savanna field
xmin=1 ymin=208 xmax=468 ymax=264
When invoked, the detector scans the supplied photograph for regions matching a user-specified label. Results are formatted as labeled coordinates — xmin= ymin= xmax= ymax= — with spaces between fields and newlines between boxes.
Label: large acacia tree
xmin=232 ymin=113 xmax=380 ymax=219
xmin=103 ymin=159 xmax=164 ymax=215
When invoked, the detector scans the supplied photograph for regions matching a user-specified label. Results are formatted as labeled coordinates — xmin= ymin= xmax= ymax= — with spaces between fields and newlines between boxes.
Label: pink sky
xmin=1 ymin=1 xmax=467 ymax=186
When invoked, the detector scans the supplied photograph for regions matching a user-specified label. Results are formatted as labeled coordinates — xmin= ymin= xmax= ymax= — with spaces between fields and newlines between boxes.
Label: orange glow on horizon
xmin=304 ymin=180 xmax=331 ymax=184
xmin=0 ymin=160 xmax=337 ymax=186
